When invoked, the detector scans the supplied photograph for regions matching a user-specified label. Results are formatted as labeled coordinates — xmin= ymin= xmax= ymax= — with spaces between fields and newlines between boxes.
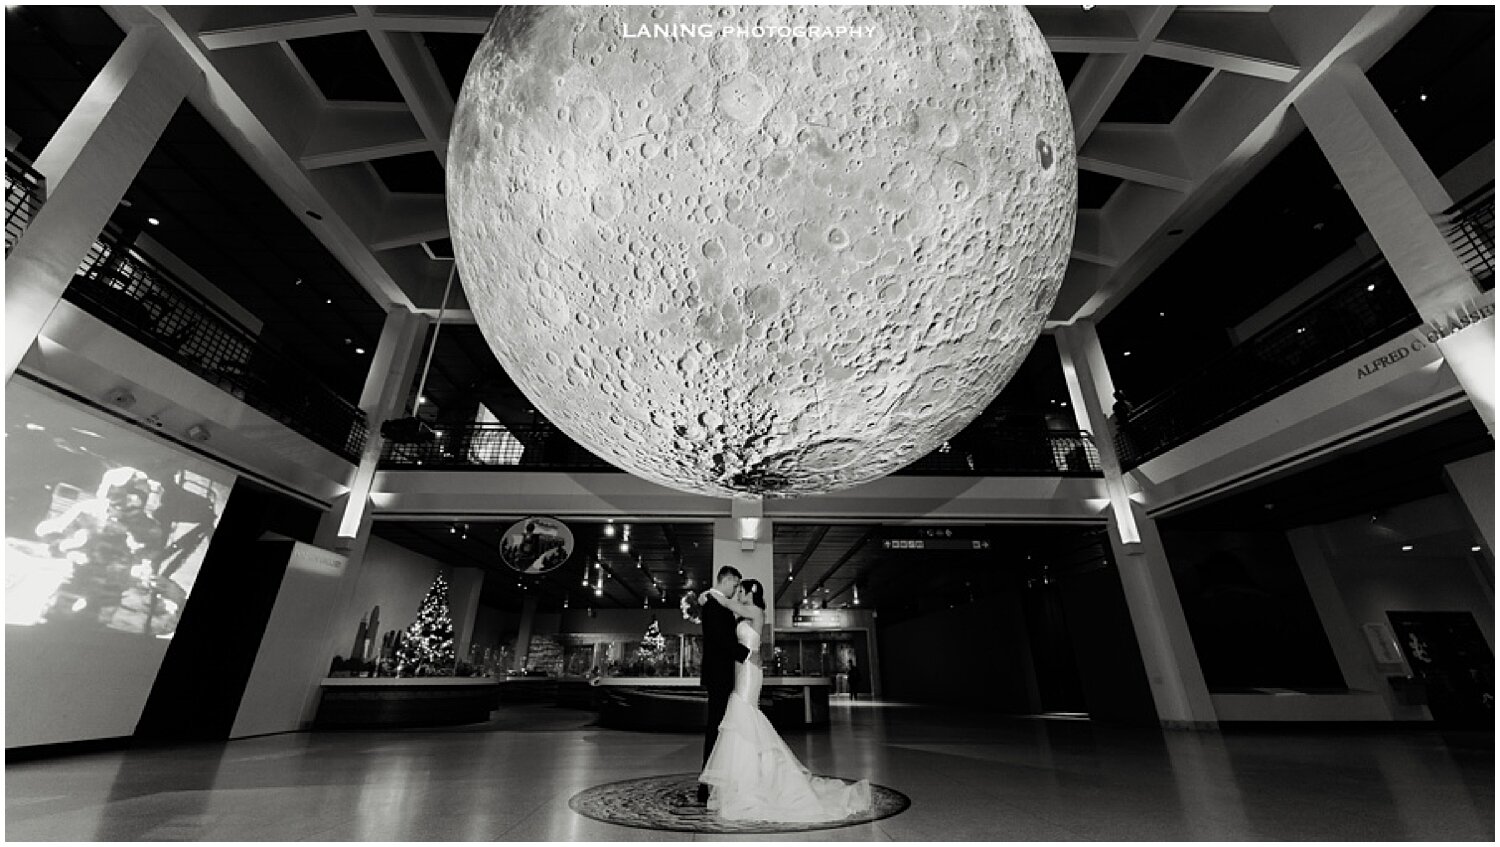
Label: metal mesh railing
xmin=380 ymin=419 xmax=1103 ymax=476
xmin=62 ymin=234 xmax=368 ymax=461
xmin=1439 ymin=183 xmax=1494 ymax=291
xmin=897 ymin=427 xmax=1102 ymax=476
xmin=1112 ymin=255 xmax=1421 ymax=469
xmin=380 ymin=422 xmax=617 ymax=470
xmin=5 ymin=152 xmax=46 ymax=255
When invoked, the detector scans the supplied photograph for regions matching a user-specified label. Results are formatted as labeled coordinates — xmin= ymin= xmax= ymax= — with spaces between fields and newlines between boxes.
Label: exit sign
xmin=879 ymin=527 xmax=992 ymax=551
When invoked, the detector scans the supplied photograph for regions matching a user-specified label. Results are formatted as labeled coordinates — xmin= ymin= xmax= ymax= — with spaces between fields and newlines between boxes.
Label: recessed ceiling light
xmin=1401 ymin=545 xmax=1414 ymax=552
xmin=326 ymin=298 xmax=333 ymax=305
xmin=146 ymin=217 xmax=160 ymax=226
xmin=1123 ymin=351 xmax=1131 ymax=357
xmin=1367 ymin=283 xmax=1376 ymax=292
xmin=418 ymin=396 xmax=428 ymax=405
xmin=1472 ymin=546 xmax=1482 ymax=553
xmin=354 ymin=347 xmax=365 ymax=354
xmin=294 ymin=278 xmax=303 ymax=286
xmin=1158 ymin=311 xmax=1165 ymax=317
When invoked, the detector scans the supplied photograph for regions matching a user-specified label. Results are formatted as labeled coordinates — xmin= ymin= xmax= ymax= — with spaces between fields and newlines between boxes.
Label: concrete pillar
xmin=1057 ymin=322 xmax=1218 ymax=729
xmin=1107 ymin=502 xmax=1219 ymax=729
xmin=1444 ymin=452 xmax=1496 ymax=555
xmin=712 ymin=513 xmax=775 ymax=652
xmin=334 ymin=306 xmax=429 ymax=540
xmin=448 ymin=567 xmax=486 ymax=664
xmin=1296 ymin=63 xmax=1494 ymax=433
xmin=512 ymin=596 xmax=539 ymax=672
xmin=1284 ymin=526 xmax=1397 ymax=715
xmin=312 ymin=306 xmax=429 ymax=669
xmin=4 ymin=27 xmax=202 ymax=382
xmin=1054 ymin=322 xmax=1139 ymax=544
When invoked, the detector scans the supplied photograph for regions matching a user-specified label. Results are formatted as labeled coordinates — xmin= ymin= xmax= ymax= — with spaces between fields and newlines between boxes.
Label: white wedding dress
xmin=700 ymin=620 xmax=872 ymax=822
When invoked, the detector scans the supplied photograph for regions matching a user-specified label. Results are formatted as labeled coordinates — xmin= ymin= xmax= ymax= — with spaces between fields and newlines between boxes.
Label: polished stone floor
xmin=5 ymin=701 xmax=1493 ymax=841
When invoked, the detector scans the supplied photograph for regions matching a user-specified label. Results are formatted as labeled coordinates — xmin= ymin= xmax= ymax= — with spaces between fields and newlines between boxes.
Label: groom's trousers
xmin=702 ymin=686 xmax=733 ymax=764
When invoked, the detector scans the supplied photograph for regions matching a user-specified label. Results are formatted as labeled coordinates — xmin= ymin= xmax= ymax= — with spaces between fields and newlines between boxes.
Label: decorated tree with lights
xmin=397 ymin=572 xmax=456 ymax=675
xmin=640 ymin=617 xmax=666 ymax=656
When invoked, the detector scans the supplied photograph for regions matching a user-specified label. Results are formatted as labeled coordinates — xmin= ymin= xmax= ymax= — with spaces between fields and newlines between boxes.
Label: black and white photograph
xmin=3 ymin=3 xmax=1494 ymax=842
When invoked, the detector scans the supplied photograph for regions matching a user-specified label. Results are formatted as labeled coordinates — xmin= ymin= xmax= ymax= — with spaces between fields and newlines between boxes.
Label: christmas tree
xmin=640 ymin=616 xmax=665 ymax=656
xmin=396 ymin=572 xmax=456 ymax=674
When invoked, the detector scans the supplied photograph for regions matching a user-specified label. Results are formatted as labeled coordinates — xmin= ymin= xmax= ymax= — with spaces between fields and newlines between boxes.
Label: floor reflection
xmin=3 ymin=703 xmax=1493 ymax=841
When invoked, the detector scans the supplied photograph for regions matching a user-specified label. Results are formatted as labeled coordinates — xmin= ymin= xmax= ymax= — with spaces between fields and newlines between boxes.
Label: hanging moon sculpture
xmin=448 ymin=5 xmax=1076 ymax=498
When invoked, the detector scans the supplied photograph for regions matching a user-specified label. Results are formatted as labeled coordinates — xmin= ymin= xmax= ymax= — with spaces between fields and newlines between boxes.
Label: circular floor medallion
xmin=568 ymin=772 xmax=910 ymax=834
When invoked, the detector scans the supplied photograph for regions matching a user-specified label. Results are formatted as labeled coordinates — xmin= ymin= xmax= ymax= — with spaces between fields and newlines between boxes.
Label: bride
xmin=697 ymin=579 xmax=871 ymax=822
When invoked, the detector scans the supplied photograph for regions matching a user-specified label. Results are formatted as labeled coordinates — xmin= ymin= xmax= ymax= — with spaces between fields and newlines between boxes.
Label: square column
xmin=1296 ymin=63 xmax=1494 ymax=432
xmin=1057 ymin=322 xmax=1218 ymax=729
xmin=5 ymin=27 xmax=202 ymax=381
xmin=713 ymin=511 xmax=776 ymax=651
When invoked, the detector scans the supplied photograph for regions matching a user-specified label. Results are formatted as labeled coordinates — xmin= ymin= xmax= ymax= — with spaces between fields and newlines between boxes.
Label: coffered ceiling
xmin=103 ymin=5 xmax=1427 ymax=328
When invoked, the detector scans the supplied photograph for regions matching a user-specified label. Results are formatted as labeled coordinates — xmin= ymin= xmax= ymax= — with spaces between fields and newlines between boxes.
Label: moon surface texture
xmin=448 ymin=5 xmax=1076 ymax=499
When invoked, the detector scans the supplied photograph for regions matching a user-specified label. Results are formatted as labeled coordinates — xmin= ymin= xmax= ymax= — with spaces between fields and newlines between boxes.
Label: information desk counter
xmin=315 ymin=677 xmax=500 ymax=729
xmin=594 ymin=677 xmax=832 ymax=732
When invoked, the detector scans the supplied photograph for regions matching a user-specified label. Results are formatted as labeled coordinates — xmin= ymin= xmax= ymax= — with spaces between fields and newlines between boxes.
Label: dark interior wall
xmin=1054 ymin=564 xmax=1159 ymax=726
xmin=1160 ymin=528 xmax=1346 ymax=691
xmin=878 ymin=591 xmax=1035 ymax=712
xmin=134 ymin=481 xmax=322 ymax=741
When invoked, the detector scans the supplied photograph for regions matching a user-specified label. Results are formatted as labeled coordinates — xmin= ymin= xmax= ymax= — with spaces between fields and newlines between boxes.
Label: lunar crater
xmin=449 ymin=5 xmax=1075 ymax=499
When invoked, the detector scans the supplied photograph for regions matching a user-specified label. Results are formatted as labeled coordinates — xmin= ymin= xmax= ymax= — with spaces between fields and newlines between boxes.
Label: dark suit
xmin=700 ymin=592 xmax=739 ymax=765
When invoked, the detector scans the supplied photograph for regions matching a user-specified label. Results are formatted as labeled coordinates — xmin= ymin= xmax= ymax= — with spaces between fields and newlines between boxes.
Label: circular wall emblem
xmin=499 ymin=516 xmax=575 ymax=574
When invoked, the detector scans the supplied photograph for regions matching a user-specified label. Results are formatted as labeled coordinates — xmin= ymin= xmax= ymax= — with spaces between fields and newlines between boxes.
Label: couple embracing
xmin=691 ymin=565 xmax=871 ymax=823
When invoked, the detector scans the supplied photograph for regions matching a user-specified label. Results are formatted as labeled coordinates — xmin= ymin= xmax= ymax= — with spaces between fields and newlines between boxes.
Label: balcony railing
xmin=1112 ymin=255 xmax=1420 ymax=469
xmin=380 ymin=419 xmax=1103 ymax=477
xmin=5 ymin=153 xmax=46 ymax=255
xmin=381 ymin=422 xmax=618 ymax=470
xmin=896 ymin=427 xmax=1102 ymax=476
xmin=62 ymin=234 xmax=368 ymax=462
xmin=1439 ymin=183 xmax=1494 ymax=291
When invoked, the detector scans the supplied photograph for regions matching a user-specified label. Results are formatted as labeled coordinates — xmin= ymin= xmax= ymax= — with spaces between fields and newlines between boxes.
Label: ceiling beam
xmin=1067 ymin=6 xmax=1176 ymax=146
xmin=1151 ymin=10 xmax=1301 ymax=82
xmin=369 ymin=194 xmax=449 ymax=250
xmin=299 ymin=106 xmax=429 ymax=170
xmin=1078 ymin=125 xmax=1196 ymax=192
xmin=807 ymin=528 xmax=877 ymax=596
xmin=197 ymin=10 xmax=492 ymax=50
xmin=105 ymin=6 xmax=417 ymax=313
xmin=358 ymin=9 xmax=457 ymax=166
xmin=198 ymin=15 xmax=364 ymax=50
xmin=774 ymin=525 xmax=830 ymax=603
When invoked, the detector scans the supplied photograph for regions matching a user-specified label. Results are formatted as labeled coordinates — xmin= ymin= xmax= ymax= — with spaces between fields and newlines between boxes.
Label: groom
xmin=696 ymin=565 xmax=745 ymax=803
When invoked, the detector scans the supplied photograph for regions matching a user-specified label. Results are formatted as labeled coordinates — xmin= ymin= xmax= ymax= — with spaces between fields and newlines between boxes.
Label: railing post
xmin=4 ymin=27 xmax=202 ymax=383
xmin=1056 ymin=322 xmax=1218 ymax=730
xmin=1296 ymin=63 xmax=1494 ymax=434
